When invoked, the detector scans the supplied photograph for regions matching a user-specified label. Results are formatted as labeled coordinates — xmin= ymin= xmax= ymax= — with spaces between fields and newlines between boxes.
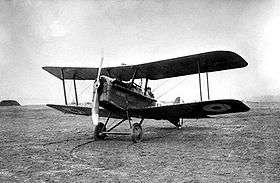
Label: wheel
xmin=93 ymin=122 xmax=106 ymax=140
xmin=131 ymin=123 xmax=143 ymax=143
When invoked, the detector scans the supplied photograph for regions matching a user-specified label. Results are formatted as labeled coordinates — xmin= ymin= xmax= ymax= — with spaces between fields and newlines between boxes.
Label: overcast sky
xmin=0 ymin=0 xmax=280 ymax=105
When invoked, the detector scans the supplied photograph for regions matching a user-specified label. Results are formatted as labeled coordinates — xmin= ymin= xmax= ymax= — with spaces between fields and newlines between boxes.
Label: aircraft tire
xmin=93 ymin=122 xmax=106 ymax=140
xmin=131 ymin=123 xmax=143 ymax=143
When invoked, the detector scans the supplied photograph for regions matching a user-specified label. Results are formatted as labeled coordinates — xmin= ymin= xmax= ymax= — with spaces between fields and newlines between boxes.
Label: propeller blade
xmin=91 ymin=89 xmax=99 ymax=125
xmin=91 ymin=55 xmax=104 ymax=125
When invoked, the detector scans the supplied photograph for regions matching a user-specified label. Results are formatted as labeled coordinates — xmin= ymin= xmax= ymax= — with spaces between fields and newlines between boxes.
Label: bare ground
xmin=0 ymin=102 xmax=279 ymax=182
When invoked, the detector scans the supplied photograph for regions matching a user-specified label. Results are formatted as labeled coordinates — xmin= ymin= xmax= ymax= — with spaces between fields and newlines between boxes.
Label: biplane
xmin=43 ymin=51 xmax=250 ymax=142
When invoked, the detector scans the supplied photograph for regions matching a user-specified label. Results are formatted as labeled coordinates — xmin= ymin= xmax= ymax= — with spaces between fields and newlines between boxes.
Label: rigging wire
xmin=75 ymin=82 xmax=94 ymax=104
xmin=152 ymin=79 xmax=169 ymax=93
xmin=156 ymin=77 xmax=188 ymax=100
xmin=80 ymin=82 xmax=92 ymax=95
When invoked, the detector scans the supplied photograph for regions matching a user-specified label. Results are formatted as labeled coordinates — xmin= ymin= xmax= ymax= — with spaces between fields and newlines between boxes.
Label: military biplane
xmin=43 ymin=51 xmax=250 ymax=142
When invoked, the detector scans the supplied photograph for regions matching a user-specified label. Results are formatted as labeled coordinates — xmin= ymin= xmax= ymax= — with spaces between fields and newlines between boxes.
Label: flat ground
xmin=0 ymin=102 xmax=279 ymax=182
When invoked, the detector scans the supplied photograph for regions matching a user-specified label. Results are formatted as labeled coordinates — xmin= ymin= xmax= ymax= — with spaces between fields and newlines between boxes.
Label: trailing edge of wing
xmin=43 ymin=51 xmax=247 ymax=81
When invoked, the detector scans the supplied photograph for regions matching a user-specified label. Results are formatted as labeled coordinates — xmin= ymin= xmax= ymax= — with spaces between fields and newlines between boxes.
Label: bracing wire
xmin=152 ymin=79 xmax=169 ymax=92
xmin=80 ymin=83 xmax=92 ymax=96
xmin=75 ymin=82 xmax=93 ymax=105
xmin=65 ymin=81 xmax=93 ymax=105
xmin=156 ymin=77 xmax=187 ymax=100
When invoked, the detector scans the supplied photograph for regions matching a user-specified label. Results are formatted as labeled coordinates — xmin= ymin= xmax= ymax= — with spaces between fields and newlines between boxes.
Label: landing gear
xmin=92 ymin=114 xmax=144 ymax=142
xmin=93 ymin=122 xmax=106 ymax=140
xmin=131 ymin=123 xmax=143 ymax=143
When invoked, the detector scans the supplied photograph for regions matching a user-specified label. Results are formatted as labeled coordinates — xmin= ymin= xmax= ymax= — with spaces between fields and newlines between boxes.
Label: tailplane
xmin=173 ymin=97 xmax=182 ymax=104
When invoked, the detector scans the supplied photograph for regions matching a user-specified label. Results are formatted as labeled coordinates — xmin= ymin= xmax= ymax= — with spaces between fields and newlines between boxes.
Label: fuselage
xmin=98 ymin=76 xmax=157 ymax=112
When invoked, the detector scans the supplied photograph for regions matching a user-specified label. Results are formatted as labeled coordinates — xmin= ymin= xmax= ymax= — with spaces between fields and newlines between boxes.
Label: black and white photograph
xmin=0 ymin=0 xmax=279 ymax=182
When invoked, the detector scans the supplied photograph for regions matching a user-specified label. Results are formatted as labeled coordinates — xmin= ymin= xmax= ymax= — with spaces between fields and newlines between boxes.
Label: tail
xmin=173 ymin=97 xmax=181 ymax=104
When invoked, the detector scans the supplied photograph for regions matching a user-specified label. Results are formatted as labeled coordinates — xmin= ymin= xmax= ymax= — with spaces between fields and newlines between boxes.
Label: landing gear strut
xmin=93 ymin=113 xmax=144 ymax=142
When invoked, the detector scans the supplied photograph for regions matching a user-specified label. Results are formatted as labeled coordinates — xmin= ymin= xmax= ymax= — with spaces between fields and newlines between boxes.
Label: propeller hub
xmin=93 ymin=81 xmax=100 ymax=89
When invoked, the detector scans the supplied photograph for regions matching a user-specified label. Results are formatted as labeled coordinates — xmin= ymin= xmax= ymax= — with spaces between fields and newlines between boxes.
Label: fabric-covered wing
xmin=46 ymin=104 xmax=123 ymax=119
xmin=43 ymin=51 xmax=247 ymax=81
xmin=129 ymin=99 xmax=250 ymax=120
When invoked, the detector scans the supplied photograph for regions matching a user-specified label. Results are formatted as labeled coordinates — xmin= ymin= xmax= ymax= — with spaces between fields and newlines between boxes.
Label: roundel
xmin=203 ymin=104 xmax=231 ymax=112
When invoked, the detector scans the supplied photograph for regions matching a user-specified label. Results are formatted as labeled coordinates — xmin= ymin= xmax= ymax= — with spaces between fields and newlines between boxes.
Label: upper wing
xmin=43 ymin=51 xmax=247 ymax=81
xmin=129 ymin=99 xmax=250 ymax=120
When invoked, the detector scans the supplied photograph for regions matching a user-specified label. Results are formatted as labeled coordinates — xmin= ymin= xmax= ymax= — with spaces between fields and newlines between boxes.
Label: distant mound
xmin=0 ymin=100 xmax=21 ymax=106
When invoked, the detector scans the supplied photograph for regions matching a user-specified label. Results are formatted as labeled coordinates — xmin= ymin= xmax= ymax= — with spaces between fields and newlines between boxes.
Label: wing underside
xmin=43 ymin=51 xmax=247 ymax=81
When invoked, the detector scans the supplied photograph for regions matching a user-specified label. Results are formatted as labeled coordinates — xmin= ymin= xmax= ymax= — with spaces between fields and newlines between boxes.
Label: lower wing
xmin=46 ymin=99 xmax=249 ymax=124
xmin=129 ymin=99 xmax=250 ymax=120
xmin=46 ymin=104 xmax=124 ymax=119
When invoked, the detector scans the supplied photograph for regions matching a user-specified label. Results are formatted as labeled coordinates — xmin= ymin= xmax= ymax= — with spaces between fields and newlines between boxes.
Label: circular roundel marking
xmin=203 ymin=104 xmax=231 ymax=113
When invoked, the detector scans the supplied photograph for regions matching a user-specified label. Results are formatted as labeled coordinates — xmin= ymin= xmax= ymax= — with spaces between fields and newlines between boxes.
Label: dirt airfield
xmin=0 ymin=102 xmax=279 ymax=182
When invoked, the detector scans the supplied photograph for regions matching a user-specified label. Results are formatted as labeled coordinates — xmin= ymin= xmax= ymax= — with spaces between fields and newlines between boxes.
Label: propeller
xmin=91 ymin=55 xmax=104 ymax=125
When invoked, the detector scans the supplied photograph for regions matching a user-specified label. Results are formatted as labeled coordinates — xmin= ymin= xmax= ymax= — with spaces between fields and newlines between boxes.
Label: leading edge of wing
xmin=43 ymin=51 xmax=247 ymax=81
xmin=129 ymin=99 xmax=250 ymax=120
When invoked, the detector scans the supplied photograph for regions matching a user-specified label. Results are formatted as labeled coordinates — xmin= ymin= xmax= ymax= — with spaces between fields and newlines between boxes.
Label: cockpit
xmin=100 ymin=76 xmax=154 ymax=98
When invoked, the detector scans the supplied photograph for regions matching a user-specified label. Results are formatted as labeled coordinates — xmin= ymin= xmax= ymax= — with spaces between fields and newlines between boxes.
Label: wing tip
xmin=227 ymin=51 xmax=248 ymax=68
xmin=241 ymin=102 xmax=250 ymax=112
xmin=42 ymin=66 xmax=48 ymax=70
xmin=230 ymin=99 xmax=250 ymax=112
xmin=205 ymin=50 xmax=248 ymax=69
